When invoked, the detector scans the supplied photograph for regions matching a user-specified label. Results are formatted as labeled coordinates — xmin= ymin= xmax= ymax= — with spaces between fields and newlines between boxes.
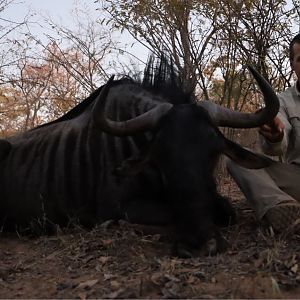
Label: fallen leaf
xmin=100 ymin=219 xmax=115 ymax=230
xmin=82 ymin=255 xmax=94 ymax=264
xmin=186 ymin=275 xmax=197 ymax=284
xmin=164 ymin=274 xmax=180 ymax=282
xmin=99 ymin=256 xmax=110 ymax=265
xmin=150 ymin=272 xmax=164 ymax=285
xmin=57 ymin=281 xmax=77 ymax=290
xmin=105 ymin=288 xmax=126 ymax=299
xmin=110 ymin=280 xmax=120 ymax=289
xmin=102 ymin=239 xmax=113 ymax=246
xmin=78 ymin=291 xmax=87 ymax=300
xmin=104 ymin=273 xmax=114 ymax=281
xmin=291 ymin=264 xmax=298 ymax=274
xmin=254 ymin=257 xmax=264 ymax=268
xmin=77 ymin=279 xmax=98 ymax=290
xmin=285 ymin=254 xmax=297 ymax=269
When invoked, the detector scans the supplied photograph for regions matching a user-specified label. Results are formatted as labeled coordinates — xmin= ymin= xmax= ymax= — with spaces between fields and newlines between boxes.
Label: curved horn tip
xmin=246 ymin=65 xmax=255 ymax=73
xmin=240 ymin=65 xmax=256 ymax=75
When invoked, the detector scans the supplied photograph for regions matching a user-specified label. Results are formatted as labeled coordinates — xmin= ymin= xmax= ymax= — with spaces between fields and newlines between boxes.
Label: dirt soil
xmin=0 ymin=178 xmax=300 ymax=299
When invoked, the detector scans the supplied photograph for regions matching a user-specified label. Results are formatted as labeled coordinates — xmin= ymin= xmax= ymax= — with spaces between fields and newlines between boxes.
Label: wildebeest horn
xmin=93 ymin=76 xmax=173 ymax=136
xmin=197 ymin=66 xmax=280 ymax=128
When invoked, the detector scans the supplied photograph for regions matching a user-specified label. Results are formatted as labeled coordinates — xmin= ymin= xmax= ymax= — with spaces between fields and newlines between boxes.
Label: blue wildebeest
xmin=0 ymin=57 xmax=278 ymax=257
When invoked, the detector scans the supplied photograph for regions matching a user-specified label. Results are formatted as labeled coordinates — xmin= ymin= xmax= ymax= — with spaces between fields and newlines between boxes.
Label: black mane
xmin=141 ymin=54 xmax=193 ymax=105
xmin=33 ymin=54 xmax=193 ymax=130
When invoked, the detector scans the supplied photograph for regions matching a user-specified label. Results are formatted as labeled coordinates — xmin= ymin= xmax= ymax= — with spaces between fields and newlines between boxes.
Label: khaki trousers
xmin=226 ymin=159 xmax=300 ymax=219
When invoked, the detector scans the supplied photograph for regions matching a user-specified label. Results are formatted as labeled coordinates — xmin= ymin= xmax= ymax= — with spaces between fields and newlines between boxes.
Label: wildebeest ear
xmin=114 ymin=155 xmax=150 ymax=176
xmin=0 ymin=139 xmax=11 ymax=162
xmin=223 ymin=138 xmax=274 ymax=169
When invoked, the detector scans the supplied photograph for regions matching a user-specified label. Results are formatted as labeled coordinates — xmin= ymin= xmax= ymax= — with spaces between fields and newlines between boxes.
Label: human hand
xmin=259 ymin=116 xmax=285 ymax=143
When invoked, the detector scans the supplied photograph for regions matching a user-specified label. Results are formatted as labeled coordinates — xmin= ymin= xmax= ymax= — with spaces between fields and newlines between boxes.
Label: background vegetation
xmin=0 ymin=0 xmax=299 ymax=137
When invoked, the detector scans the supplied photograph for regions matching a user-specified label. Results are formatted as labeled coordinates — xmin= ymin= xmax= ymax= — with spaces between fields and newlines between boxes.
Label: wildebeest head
xmin=91 ymin=62 xmax=278 ymax=257
xmin=95 ymin=65 xmax=277 ymax=169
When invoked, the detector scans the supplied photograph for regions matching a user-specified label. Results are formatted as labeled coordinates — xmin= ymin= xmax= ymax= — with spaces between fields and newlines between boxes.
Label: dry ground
xmin=0 ymin=178 xmax=300 ymax=299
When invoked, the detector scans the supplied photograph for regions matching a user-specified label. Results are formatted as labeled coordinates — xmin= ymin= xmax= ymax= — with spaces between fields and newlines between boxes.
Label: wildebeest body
xmin=0 ymin=82 xmax=172 ymax=229
xmin=0 ymin=58 xmax=279 ymax=256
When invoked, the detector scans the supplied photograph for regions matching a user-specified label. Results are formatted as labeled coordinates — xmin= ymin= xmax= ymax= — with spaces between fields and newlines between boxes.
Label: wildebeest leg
xmin=212 ymin=194 xmax=236 ymax=227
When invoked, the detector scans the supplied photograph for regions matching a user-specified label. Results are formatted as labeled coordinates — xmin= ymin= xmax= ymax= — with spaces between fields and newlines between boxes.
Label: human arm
xmin=259 ymin=96 xmax=291 ymax=157
xmin=259 ymin=116 xmax=285 ymax=143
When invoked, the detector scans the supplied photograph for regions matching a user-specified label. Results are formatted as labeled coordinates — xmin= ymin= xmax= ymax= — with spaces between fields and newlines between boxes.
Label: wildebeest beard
xmin=0 ymin=55 xmax=278 ymax=258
